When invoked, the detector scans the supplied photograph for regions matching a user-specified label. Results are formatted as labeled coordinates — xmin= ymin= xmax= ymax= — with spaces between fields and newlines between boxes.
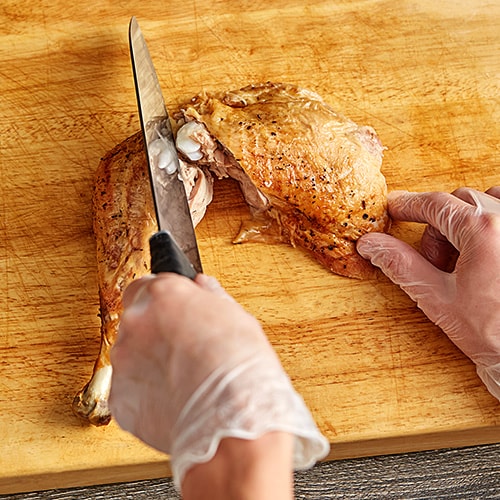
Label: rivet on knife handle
xmin=149 ymin=231 xmax=197 ymax=279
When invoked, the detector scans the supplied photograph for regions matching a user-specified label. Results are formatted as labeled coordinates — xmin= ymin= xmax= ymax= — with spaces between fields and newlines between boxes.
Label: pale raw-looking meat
xmin=72 ymin=131 xmax=212 ymax=425
xmin=175 ymin=82 xmax=390 ymax=279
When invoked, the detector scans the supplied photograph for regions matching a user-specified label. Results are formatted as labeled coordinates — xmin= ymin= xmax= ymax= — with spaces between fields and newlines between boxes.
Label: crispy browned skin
xmin=73 ymin=128 xmax=211 ymax=425
xmin=72 ymin=131 xmax=155 ymax=425
xmin=180 ymin=82 xmax=390 ymax=279
xmin=74 ymin=82 xmax=389 ymax=424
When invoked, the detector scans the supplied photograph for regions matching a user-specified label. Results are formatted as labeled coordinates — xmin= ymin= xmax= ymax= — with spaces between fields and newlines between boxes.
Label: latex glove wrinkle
xmin=109 ymin=273 xmax=328 ymax=488
xmin=357 ymin=188 xmax=500 ymax=400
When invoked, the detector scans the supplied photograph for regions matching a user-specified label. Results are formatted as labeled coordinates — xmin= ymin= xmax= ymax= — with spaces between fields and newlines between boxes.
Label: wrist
xmin=181 ymin=432 xmax=294 ymax=500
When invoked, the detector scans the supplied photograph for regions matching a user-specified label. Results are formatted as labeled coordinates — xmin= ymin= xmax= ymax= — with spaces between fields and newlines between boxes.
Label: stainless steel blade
xmin=129 ymin=17 xmax=202 ymax=273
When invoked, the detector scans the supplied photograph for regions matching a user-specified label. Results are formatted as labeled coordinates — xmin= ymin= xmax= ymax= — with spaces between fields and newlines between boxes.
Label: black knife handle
xmin=149 ymin=230 xmax=197 ymax=280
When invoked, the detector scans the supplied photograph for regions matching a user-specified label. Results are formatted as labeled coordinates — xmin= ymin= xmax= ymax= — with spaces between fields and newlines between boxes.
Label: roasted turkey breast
xmin=175 ymin=82 xmax=390 ymax=279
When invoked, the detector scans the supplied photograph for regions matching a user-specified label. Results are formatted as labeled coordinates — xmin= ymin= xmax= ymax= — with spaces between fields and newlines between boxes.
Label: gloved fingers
xmin=387 ymin=190 xmax=480 ymax=251
xmin=452 ymin=187 xmax=500 ymax=215
xmin=121 ymin=274 xmax=156 ymax=309
xmin=357 ymin=232 xmax=448 ymax=305
xmin=108 ymin=362 xmax=145 ymax=434
xmin=485 ymin=186 xmax=500 ymax=199
xmin=108 ymin=391 xmax=140 ymax=435
xmin=115 ymin=273 xmax=202 ymax=356
xmin=419 ymin=225 xmax=458 ymax=272
xmin=122 ymin=274 xmax=233 ymax=311
xmin=418 ymin=187 xmax=500 ymax=271
xmin=194 ymin=273 xmax=236 ymax=302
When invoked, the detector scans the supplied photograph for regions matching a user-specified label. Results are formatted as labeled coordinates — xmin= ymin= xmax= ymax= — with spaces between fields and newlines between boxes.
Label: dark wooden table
xmin=3 ymin=444 xmax=499 ymax=499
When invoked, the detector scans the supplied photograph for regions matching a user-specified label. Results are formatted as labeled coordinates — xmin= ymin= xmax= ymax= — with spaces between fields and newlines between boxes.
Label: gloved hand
xmin=357 ymin=187 xmax=500 ymax=401
xmin=108 ymin=273 xmax=329 ymax=488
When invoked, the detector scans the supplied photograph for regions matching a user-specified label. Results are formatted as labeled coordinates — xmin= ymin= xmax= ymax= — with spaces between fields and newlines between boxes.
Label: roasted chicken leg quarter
xmin=72 ymin=131 xmax=212 ymax=425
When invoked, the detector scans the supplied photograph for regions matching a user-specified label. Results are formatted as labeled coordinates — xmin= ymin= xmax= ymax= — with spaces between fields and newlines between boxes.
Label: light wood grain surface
xmin=1 ymin=0 xmax=499 ymax=495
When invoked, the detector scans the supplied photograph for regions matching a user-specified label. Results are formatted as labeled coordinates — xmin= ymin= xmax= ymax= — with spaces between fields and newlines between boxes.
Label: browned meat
xmin=72 ymin=131 xmax=212 ymax=426
xmin=75 ymin=82 xmax=389 ymax=425
xmin=175 ymin=82 xmax=390 ymax=279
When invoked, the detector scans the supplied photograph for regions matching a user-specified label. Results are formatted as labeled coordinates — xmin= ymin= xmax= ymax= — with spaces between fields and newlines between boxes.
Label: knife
xmin=129 ymin=16 xmax=202 ymax=279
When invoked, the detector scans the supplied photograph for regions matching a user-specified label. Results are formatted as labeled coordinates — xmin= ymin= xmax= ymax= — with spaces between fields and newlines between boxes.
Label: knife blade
xmin=128 ymin=16 xmax=202 ymax=278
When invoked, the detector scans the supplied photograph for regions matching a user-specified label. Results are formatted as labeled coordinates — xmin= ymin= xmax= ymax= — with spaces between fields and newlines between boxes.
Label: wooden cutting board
xmin=1 ymin=0 xmax=499 ymax=494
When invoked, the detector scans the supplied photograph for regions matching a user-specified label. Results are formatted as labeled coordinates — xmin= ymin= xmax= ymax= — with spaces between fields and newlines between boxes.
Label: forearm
xmin=181 ymin=432 xmax=294 ymax=500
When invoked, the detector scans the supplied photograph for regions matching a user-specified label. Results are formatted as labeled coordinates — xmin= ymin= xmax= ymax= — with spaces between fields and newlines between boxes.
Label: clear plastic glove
xmin=108 ymin=273 xmax=329 ymax=488
xmin=357 ymin=187 xmax=500 ymax=400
